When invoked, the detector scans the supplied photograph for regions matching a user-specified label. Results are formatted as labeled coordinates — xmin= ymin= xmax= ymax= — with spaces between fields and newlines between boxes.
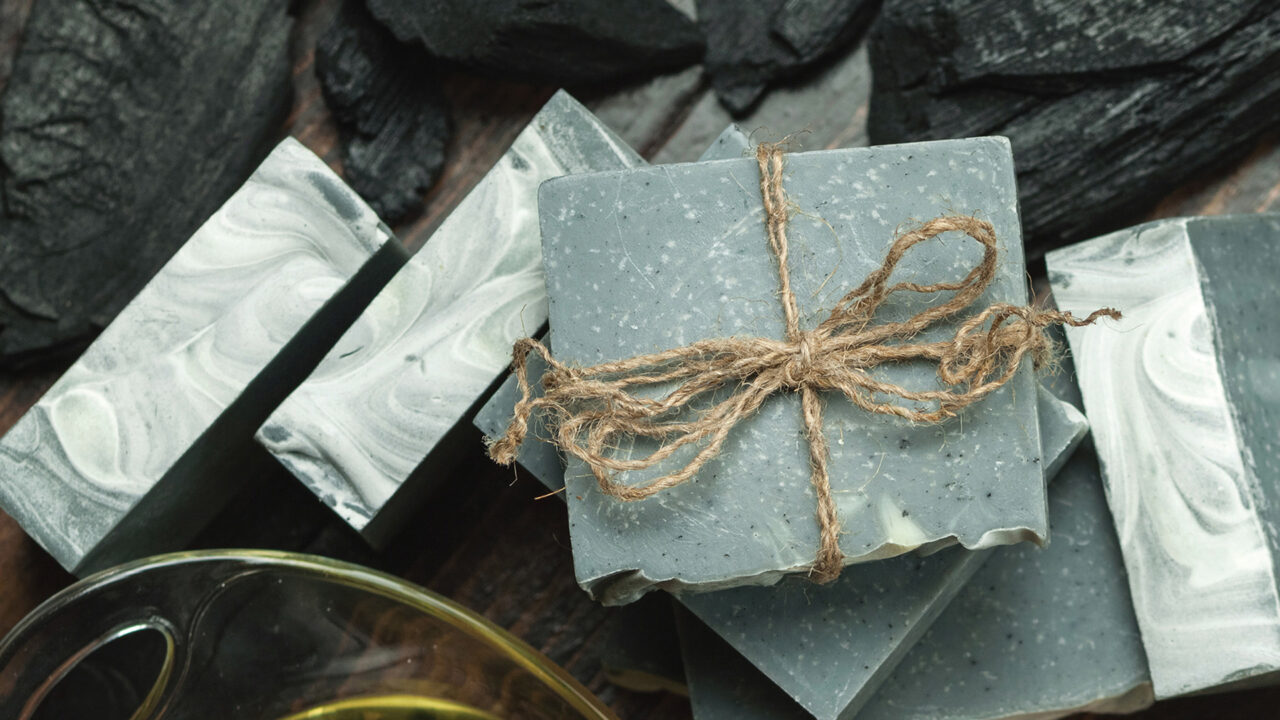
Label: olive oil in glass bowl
xmin=0 ymin=550 xmax=617 ymax=720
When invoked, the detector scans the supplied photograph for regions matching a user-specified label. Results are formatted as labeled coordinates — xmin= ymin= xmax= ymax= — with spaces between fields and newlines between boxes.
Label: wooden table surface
xmin=3 ymin=1 xmax=1280 ymax=718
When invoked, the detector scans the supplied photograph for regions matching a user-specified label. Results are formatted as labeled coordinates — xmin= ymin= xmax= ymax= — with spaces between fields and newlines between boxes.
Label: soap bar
xmin=472 ymin=123 xmax=753 ymax=487
xmin=602 ymin=594 xmax=687 ymax=695
xmin=679 ymin=383 xmax=1086 ymax=720
xmin=0 ymin=139 xmax=403 ymax=574
xmin=677 ymin=606 xmax=805 ymax=720
xmin=858 ymin=357 xmax=1153 ymax=720
xmin=257 ymin=91 xmax=644 ymax=545
xmin=680 ymin=426 xmax=1149 ymax=720
xmin=1047 ymin=213 xmax=1280 ymax=697
xmin=539 ymin=137 xmax=1047 ymax=603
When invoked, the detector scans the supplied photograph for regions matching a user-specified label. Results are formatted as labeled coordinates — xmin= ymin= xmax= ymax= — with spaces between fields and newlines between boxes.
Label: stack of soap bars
xmin=2 ymin=87 xmax=1276 ymax=720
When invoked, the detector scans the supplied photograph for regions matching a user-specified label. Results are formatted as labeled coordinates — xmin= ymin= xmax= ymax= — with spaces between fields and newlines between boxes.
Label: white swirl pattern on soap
xmin=1050 ymin=220 xmax=1280 ymax=697
xmin=258 ymin=98 xmax=643 ymax=530
xmin=0 ymin=139 xmax=391 ymax=569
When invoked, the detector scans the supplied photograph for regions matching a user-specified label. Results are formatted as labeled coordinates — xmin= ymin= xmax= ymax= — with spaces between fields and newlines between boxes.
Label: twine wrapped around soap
xmin=488 ymin=143 xmax=1120 ymax=583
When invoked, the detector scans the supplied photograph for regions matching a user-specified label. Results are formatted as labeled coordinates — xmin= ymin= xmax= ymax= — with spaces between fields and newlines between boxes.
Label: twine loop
xmin=488 ymin=143 xmax=1119 ymax=583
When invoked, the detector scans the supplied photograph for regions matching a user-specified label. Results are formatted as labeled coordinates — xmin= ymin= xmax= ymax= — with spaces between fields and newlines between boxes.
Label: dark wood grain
xmin=2 ymin=1 xmax=1280 ymax=718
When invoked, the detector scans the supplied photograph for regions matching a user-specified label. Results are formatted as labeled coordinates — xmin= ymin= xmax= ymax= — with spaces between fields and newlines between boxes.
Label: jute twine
xmin=488 ymin=143 xmax=1119 ymax=583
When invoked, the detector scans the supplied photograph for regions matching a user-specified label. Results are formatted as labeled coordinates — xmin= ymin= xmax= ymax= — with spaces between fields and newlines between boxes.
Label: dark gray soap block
xmin=0 ymin=1 xmax=294 ymax=365
xmin=679 ymin=383 xmax=1086 ymax=720
xmin=677 ymin=606 xmax=806 ymax=720
xmin=602 ymin=594 xmax=687 ymax=695
xmin=1047 ymin=214 xmax=1280 ymax=698
xmin=258 ymin=92 xmax=644 ymax=547
xmin=858 ymin=357 xmax=1153 ymax=720
xmin=681 ymin=432 xmax=1150 ymax=720
xmin=485 ymin=133 xmax=1087 ymax=717
xmin=539 ymin=136 xmax=1046 ymax=603
xmin=0 ymin=140 xmax=405 ymax=575
xmin=472 ymin=123 xmax=754 ymax=487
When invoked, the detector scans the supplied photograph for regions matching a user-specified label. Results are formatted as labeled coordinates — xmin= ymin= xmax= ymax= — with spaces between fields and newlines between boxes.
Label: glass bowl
xmin=0 ymin=550 xmax=617 ymax=720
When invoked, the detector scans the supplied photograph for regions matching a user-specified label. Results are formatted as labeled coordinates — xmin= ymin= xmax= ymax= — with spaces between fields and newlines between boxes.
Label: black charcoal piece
xmin=0 ymin=0 xmax=293 ymax=365
xmin=698 ymin=0 xmax=880 ymax=114
xmin=317 ymin=0 xmax=452 ymax=224
xmin=867 ymin=0 xmax=1280 ymax=255
xmin=365 ymin=0 xmax=704 ymax=86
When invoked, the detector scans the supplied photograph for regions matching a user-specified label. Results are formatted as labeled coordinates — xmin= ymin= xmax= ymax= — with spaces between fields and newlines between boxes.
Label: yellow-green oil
xmin=277 ymin=695 xmax=503 ymax=720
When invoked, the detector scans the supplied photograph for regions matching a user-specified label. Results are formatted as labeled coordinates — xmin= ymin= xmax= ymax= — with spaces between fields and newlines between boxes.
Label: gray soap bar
xmin=1047 ymin=214 xmax=1280 ymax=698
xmin=681 ymin=430 xmax=1150 ymax=720
xmin=679 ymin=383 xmax=1087 ymax=720
xmin=602 ymin=594 xmax=687 ymax=695
xmin=257 ymin=91 xmax=644 ymax=545
xmin=539 ymin=137 xmax=1047 ymax=602
xmin=858 ymin=355 xmax=1153 ymax=720
xmin=0 ymin=139 xmax=400 ymax=574
xmin=487 ymin=133 xmax=1087 ymax=719
xmin=472 ymin=123 xmax=753 ymax=488
xmin=677 ymin=606 xmax=806 ymax=720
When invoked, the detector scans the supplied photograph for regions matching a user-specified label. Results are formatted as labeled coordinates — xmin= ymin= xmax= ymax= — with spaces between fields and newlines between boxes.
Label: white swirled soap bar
xmin=1047 ymin=213 xmax=1280 ymax=698
xmin=256 ymin=91 xmax=644 ymax=545
xmin=0 ymin=139 xmax=404 ymax=575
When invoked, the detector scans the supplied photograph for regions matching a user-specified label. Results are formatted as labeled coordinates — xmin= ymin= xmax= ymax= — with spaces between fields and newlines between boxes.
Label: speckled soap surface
xmin=682 ymin=433 xmax=1151 ymax=720
xmin=679 ymin=383 xmax=1087 ymax=720
xmin=1047 ymin=214 xmax=1280 ymax=698
xmin=859 ymin=358 xmax=1153 ymax=720
xmin=538 ymin=137 xmax=1047 ymax=602
xmin=0 ymin=139 xmax=395 ymax=573
xmin=257 ymin=91 xmax=643 ymax=544
xmin=472 ymin=123 xmax=753 ymax=486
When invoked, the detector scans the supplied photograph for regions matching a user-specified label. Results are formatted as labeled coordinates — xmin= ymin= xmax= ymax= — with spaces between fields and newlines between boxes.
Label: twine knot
xmin=487 ymin=143 xmax=1119 ymax=583
xmin=782 ymin=332 xmax=819 ymax=388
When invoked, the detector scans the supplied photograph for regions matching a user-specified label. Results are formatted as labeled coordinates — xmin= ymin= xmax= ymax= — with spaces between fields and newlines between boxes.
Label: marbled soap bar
xmin=859 ymin=360 xmax=1153 ymax=720
xmin=1047 ymin=214 xmax=1280 ymax=698
xmin=539 ymin=137 xmax=1047 ymax=603
xmin=472 ymin=123 xmax=753 ymax=487
xmin=257 ymin=91 xmax=643 ymax=545
xmin=679 ymin=383 xmax=1087 ymax=720
xmin=0 ymin=139 xmax=403 ymax=574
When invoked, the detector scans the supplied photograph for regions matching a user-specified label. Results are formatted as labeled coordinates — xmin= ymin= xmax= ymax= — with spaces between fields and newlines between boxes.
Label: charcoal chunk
xmin=0 ymin=0 xmax=293 ymax=366
xmin=867 ymin=0 xmax=1280 ymax=256
xmin=317 ymin=0 xmax=452 ymax=224
xmin=365 ymin=0 xmax=704 ymax=86
xmin=698 ymin=0 xmax=881 ymax=114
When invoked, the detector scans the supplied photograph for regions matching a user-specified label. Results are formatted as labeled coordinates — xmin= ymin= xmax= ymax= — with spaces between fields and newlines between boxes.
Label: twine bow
xmin=489 ymin=143 xmax=1119 ymax=583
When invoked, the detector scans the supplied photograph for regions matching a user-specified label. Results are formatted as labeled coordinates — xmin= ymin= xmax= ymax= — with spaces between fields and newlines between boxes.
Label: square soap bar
xmin=539 ymin=137 xmax=1047 ymax=602
xmin=483 ymin=128 xmax=1085 ymax=712
xmin=472 ymin=123 xmax=753 ymax=486
xmin=257 ymin=91 xmax=644 ymax=545
xmin=1047 ymin=214 xmax=1280 ymax=697
xmin=858 ymin=358 xmax=1153 ymax=720
xmin=680 ymin=383 xmax=1087 ymax=720
xmin=681 ymin=434 xmax=1150 ymax=720
xmin=0 ymin=139 xmax=403 ymax=574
